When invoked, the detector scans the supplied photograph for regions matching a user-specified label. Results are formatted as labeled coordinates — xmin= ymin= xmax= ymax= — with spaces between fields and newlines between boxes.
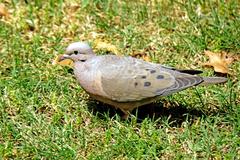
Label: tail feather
xmin=201 ymin=77 xmax=228 ymax=85
xmin=178 ymin=69 xmax=203 ymax=75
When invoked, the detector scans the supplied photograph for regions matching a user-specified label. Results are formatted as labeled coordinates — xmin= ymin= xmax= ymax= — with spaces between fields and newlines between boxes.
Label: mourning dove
xmin=59 ymin=42 xmax=227 ymax=119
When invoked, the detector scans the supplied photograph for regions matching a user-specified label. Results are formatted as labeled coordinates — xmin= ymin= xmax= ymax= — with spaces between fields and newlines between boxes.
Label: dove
xmin=59 ymin=42 xmax=227 ymax=119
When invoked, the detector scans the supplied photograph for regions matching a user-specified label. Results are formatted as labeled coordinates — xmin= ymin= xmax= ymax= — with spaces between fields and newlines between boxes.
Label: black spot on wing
xmin=156 ymin=75 xmax=164 ymax=79
xmin=144 ymin=82 xmax=151 ymax=87
xmin=150 ymin=70 xmax=156 ymax=74
xmin=134 ymin=82 xmax=138 ymax=87
xmin=74 ymin=50 xmax=78 ymax=54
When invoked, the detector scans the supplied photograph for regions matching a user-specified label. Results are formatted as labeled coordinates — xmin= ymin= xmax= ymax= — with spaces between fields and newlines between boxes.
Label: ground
xmin=0 ymin=0 xmax=239 ymax=159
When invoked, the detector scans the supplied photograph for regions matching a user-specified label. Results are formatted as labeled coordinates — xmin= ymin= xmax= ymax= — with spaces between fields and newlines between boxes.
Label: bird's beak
xmin=58 ymin=54 xmax=70 ymax=62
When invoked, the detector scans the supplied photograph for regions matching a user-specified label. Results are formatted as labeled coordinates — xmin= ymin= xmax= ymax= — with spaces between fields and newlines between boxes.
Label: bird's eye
xmin=74 ymin=51 xmax=78 ymax=54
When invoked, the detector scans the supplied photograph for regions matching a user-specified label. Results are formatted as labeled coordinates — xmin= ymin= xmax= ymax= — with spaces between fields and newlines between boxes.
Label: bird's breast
xmin=74 ymin=64 xmax=108 ymax=98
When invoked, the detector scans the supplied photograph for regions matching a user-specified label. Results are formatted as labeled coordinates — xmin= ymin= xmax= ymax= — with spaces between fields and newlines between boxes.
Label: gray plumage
xmin=59 ymin=42 xmax=227 ymax=119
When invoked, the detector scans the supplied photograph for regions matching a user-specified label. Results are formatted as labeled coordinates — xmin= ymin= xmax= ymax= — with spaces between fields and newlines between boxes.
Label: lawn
xmin=0 ymin=0 xmax=239 ymax=159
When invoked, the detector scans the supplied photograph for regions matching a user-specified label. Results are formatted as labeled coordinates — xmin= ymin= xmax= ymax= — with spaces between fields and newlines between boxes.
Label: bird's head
xmin=59 ymin=42 xmax=95 ymax=62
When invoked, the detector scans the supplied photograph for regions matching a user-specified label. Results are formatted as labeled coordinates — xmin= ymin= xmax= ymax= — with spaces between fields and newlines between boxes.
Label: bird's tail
xmin=201 ymin=77 xmax=228 ymax=85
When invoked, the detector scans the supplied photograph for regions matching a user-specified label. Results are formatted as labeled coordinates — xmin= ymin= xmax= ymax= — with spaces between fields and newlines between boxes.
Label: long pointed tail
xmin=202 ymin=77 xmax=228 ymax=85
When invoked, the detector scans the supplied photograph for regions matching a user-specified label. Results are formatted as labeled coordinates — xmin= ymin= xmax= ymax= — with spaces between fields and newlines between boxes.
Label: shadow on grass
xmin=86 ymin=99 xmax=216 ymax=127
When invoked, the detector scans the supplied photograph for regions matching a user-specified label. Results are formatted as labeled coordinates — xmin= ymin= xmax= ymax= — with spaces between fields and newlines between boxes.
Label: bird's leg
xmin=120 ymin=109 xmax=130 ymax=120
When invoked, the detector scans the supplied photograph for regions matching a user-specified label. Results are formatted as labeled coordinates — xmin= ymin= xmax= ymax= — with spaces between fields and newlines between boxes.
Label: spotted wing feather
xmin=99 ymin=56 xmax=175 ymax=102
xmin=98 ymin=56 xmax=203 ymax=102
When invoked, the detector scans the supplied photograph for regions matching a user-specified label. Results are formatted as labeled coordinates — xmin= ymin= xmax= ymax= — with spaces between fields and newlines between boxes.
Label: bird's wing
xmin=98 ymin=56 xmax=203 ymax=102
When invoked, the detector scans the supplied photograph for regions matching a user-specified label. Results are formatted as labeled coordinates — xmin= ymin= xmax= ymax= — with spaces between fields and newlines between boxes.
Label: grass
xmin=0 ymin=0 xmax=239 ymax=159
